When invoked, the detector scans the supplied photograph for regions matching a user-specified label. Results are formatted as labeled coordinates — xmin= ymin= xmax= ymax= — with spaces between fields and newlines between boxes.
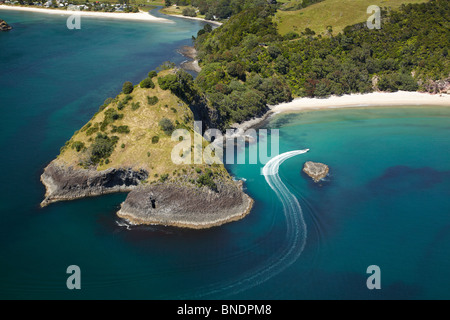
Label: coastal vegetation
xmin=122 ymin=81 xmax=134 ymax=94
xmin=140 ymin=77 xmax=155 ymax=89
xmin=162 ymin=0 xmax=272 ymax=20
xmin=191 ymin=0 xmax=449 ymax=126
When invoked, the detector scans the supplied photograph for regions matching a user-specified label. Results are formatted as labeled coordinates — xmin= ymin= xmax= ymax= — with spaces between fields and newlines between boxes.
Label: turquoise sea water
xmin=1 ymin=9 xmax=450 ymax=300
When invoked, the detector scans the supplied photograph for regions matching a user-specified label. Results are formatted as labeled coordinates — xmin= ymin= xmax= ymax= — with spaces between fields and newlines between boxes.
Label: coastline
xmin=271 ymin=91 xmax=450 ymax=113
xmin=233 ymin=91 xmax=450 ymax=132
xmin=0 ymin=5 xmax=171 ymax=22
xmin=116 ymin=181 xmax=254 ymax=230
xmin=160 ymin=10 xmax=223 ymax=26
xmin=178 ymin=45 xmax=202 ymax=73
xmin=117 ymin=195 xmax=254 ymax=230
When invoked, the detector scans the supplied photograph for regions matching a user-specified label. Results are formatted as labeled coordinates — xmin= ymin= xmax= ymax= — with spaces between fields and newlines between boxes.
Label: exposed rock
xmin=303 ymin=161 xmax=329 ymax=183
xmin=371 ymin=75 xmax=380 ymax=91
xmin=419 ymin=78 xmax=450 ymax=94
xmin=117 ymin=180 xmax=253 ymax=229
xmin=40 ymin=160 xmax=148 ymax=207
xmin=0 ymin=19 xmax=12 ymax=31
xmin=40 ymin=160 xmax=254 ymax=229
xmin=189 ymin=96 xmax=222 ymax=130
xmin=178 ymin=46 xmax=197 ymax=60
xmin=181 ymin=59 xmax=202 ymax=73
xmin=179 ymin=46 xmax=202 ymax=73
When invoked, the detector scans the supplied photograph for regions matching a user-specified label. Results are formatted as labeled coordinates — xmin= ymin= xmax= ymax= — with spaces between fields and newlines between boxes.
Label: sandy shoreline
xmin=161 ymin=11 xmax=223 ymax=26
xmin=0 ymin=5 xmax=171 ymax=22
xmin=231 ymin=91 xmax=450 ymax=133
xmin=271 ymin=91 xmax=450 ymax=113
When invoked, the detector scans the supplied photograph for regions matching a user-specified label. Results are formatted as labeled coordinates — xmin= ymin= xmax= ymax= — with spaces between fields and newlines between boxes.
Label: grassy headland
xmin=43 ymin=67 xmax=254 ymax=228
xmin=57 ymin=69 xmax=229 ymax=186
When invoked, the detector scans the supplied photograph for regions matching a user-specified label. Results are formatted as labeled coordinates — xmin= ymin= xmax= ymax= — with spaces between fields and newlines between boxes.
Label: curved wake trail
xmin=179 ymin=149 xmax=309 ymax=298
xmin=261 ymin=149 xmax=309 ymax=266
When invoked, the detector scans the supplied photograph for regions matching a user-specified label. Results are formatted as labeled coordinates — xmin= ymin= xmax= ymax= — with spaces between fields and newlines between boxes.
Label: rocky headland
xmin=40 ymin=69 xmax=253 ymax=229
xmin=40 ymin=160 xmax=148 ymax=207
xmin=117 ymin=180 xmax=253 ymax=229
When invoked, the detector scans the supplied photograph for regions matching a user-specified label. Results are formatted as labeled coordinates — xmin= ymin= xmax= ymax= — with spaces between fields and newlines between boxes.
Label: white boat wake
xmin=261 ymin=149 xmax=310 ymax=272
xmin=181 ymin=149 xmax=310 ymax=298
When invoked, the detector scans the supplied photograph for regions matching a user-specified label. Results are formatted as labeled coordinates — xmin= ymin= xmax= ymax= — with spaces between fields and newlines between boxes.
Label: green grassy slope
xmin=57 ymin=70 xmax=229 ymax=185
xmin=275 ymin=0 xmax=427 ymax=35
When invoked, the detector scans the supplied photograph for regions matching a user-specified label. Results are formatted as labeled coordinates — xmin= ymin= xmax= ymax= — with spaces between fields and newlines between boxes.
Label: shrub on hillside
xmin=148 ymin=70 xmax=158 ymax=78
xmin=122 ymin=81 xmax=134 ymax=94
xmin=159 ymin=118 xmax=175 ymax=135
xmin=182 ymin=7 xmax=197 ymax=17
xmin=140 ymin=78 xmax=155 ymax=89
xmin=71 ymin=141 xmax=85 ymax=152
xmin=147 ymin=96 xmax=159 ymax=106
xmin=89 ymin=133 xmax=119 ymax=165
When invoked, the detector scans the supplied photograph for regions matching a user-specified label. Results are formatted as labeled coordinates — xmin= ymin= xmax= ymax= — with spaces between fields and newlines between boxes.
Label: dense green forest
xmin=189 ymin=0 xmax=449 ymax=126
xmin=165 ymin=0 xmax=275 ymax=20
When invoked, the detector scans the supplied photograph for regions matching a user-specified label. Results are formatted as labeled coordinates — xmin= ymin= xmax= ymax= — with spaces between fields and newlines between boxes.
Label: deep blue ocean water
xmin=1 ymin=9 xmax=449 ymax=300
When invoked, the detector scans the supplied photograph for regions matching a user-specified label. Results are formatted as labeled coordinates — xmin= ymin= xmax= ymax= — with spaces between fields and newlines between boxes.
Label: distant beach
xmin=161 ymin=11 xmax=222 ymax=26
xmin=0 ymin=5 xmax=171 ymax=22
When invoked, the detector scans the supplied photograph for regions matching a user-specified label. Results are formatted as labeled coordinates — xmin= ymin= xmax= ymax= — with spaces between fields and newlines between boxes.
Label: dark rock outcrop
xmin=117 ymin=180 xmax=253 ymax=229
xmin=40 ymin=161 xmax=148 ymax=207
xmin=179 ymin=46 xmax=202 ymax=73
xmin=40 ymin=160 xmax=253 ymax=229
xmin=189 ymin=96 xmax=222 ymax=131
xmin=0 ymin=19 xmax=12 ymax=31
xmin=420 ymin=78 xmax=450 ymax=94
xmin=303 ymin=161 xmax=329 ymax=183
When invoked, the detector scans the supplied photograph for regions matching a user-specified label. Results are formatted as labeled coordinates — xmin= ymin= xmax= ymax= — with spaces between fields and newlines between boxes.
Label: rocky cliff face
xmin=303 ymin=161 xmax=329 ymax=183
xmin=40 ymin=160 xmax=148 ymax=207
xmin=0 ymin=19 xmax=12 ymax=31
xmin=420 ymin=78 xmax=450 ymax=94
xmin=40 ymin=160 xmax=253 ymax=229
xmin=189 ymin=96 xmax=222 ymax=131
xmin=117 ymin=180 xmax=253 ymax=229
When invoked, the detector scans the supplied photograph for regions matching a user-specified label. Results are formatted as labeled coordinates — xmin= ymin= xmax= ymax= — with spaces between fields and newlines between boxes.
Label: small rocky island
xmin=303 ymin=161 xmax=329 ymax=183
xmin=0 ymin=19 xmax=12 ymax=31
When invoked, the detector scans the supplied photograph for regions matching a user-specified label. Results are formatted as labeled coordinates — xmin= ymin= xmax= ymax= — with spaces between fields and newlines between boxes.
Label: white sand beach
xmin=162 ymin=12 xmax=222 ymax=26
xmin=230 ymin=91 xmax=450 ymax=133
xmin=271 ymin=91 xmax=450 ymax=113
xmin=0 ymin=5 xmax=171 ymax=22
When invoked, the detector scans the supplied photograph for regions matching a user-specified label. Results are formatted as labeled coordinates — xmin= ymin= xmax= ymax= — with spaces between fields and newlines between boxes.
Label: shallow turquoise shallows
xmin=1 ymin=10 xmax=450 ymax=300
